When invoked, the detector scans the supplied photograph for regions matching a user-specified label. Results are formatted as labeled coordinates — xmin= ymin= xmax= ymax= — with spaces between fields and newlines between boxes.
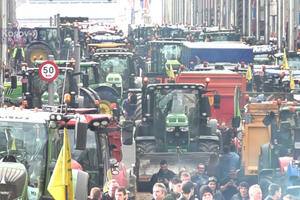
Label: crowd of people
xmin=148 ymin=160 xmax=294 ymax=200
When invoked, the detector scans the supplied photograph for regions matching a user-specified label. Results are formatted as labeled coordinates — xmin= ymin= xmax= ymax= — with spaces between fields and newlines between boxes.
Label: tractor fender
xmin=93 ymin=84 xmax=120 ymax=104
xmin=80 ymin=87 xmax=100 ymax=110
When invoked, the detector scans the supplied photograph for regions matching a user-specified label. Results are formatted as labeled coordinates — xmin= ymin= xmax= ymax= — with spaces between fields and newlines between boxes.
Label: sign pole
xmin=48 ymin=55 xmax=55 ymax=105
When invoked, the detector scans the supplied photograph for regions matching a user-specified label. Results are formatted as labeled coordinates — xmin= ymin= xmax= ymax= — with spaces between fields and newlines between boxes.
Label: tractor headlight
xmin=50 ymin=114 xmax=63 ymax=121
xmin=166 ymin=127 xmax=175 ymax=132
xmin=101 ymin=120 xmax=109 ymax=127
xmin=92 ymin=121 xmax=101 ymax=127
xmin=56 ymin=115 xmax=62 ymax=121
xmin=180 ymin=127 xmax=189 ymax=132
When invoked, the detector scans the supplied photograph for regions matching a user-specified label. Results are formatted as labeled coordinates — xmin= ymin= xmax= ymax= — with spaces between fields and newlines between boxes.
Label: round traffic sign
xmin=39 ymin=61 xmax=59 ymax=82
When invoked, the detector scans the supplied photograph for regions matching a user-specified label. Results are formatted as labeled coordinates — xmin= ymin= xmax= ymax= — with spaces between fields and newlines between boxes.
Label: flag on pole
xmin=48 ymin=127 xmax=74 ymax=200
xmin=246 ymin=65 xmax=252 ymax=82
xmin=234 ymin=87 xmax=241 ymax=119
xmin=283 ymin=48 xmax=289 ymax=70
xmin=289 ymin=69 xmax=295 ymax=90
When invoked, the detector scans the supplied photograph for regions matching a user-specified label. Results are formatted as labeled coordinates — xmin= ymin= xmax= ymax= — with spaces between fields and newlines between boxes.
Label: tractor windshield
xmin=97 ymin=56 xmax=130 ymax=88
xmin=29 ymin=71 xmax=71 ymax=107
xmin=154 ymin=89 xmax=198 ymax=116
xmin=0 ymin=121 xmax=47 ymax=187
xmin=151 ymin=43 xmax=182 ymax=74
xmin=152 ymin=88 xmax=199 ymax=135
xmin=99 ymin=56 xmax=129 ymax=78
xmin=278 ymin=55 xmax=300 ymax=70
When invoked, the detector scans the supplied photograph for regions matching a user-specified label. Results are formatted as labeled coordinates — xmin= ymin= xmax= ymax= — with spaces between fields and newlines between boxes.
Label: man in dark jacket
xmin=178 ymin=181 xmax=195 ymax=200
xmin=231 ymin=182 xmax=249 ymax=200
xmin=151 ymin=160 xmax=176 ymax=189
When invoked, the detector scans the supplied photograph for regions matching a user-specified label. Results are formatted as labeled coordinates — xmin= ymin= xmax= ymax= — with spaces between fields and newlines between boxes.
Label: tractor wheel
xmin=136 ymin=140 xmax=155 ymax=155
xmin=25 ymin=43 xmax=52 ymax=65
xmin=198 ymin=141 xmax=220 ymax=153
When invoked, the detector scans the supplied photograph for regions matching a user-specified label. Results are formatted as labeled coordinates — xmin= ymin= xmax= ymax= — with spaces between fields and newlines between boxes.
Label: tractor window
xmin=153 ymin=89 xmax=199 ymax=121
xmin=0 ymin=122 xmax=47 ymax=188
xmin=65 ymin=129 xmax=98 ymax=171
xmin=30 ymin=71 xmax=71 ymax=107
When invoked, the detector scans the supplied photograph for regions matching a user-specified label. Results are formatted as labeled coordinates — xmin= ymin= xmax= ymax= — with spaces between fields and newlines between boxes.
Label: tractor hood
xmin=0 ymin=162 xmax=28 ymax=199
xmin=166 ymin=113 xmax=188 ymax=127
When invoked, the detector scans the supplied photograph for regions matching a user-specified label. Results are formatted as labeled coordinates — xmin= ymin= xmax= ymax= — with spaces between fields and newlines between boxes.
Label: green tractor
xmin=147 ymin=40 xmax=183 ymax=83
xmin=0 ymin=107 xmax=90 ymax=199
xmin=132 ymin=83 xmax=221 ymax=191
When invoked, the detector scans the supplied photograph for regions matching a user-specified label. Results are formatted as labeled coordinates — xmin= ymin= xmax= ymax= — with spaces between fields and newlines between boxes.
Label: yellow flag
xmin=11 ymin=139 xmax=16 ymax=150
xmin=290 ymin=70 xmax=295 ymax=90
xmin=283 ymin=48 xmax=289 ymax=70
xmin=103 ymin=168 xmax=112 ymax=193
xmin=169 ymin=64 xmax=175 ymax=80
xmin=246 ymin=65 xmax=252 ymax=82
xmin=48 ymin=128 xmax=74 ymax=200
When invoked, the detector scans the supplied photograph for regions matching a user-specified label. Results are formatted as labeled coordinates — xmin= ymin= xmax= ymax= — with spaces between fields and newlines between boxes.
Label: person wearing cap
xmin=231 ymin=182 xmax=249 ymax=200
xmin=199 ymin=185 xmax=214 ymax=200
xmin=153 ymin=182 xmax=167 ymax=200
xmin=192 ymin=163 xmax=209 ymax=197
xmin=264 ymin=184 xmax=281 ymax=200
xmin=150 ymin=160 xmax=176 ymax=189
xmin=163 ymin=177 xmax=182 ymax=200
xmin=178 ymin=181 xmax=195 ymax=200
xmin=206 ymin=177 xmax=225 ymax=200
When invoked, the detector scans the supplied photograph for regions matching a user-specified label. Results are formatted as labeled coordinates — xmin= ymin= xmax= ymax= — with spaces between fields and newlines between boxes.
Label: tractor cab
xmin=0 ymin=107 xmax=90 ymax=199
xmin=147 ymin=40 xmax=184 ymax=82
xmin=134 ymin=83 xmax=221 ymax=191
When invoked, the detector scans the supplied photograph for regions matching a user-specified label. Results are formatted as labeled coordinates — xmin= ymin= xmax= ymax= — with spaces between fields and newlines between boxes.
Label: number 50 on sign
xmin=39 ymin=61 xmax=59 ymax=82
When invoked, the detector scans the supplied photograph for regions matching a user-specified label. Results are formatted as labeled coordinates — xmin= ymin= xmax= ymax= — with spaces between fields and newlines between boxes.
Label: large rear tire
xmin=198 ymin=140 xmax=220 ymax=153
xmin=136 ymin=140 xmax=156 ymax=155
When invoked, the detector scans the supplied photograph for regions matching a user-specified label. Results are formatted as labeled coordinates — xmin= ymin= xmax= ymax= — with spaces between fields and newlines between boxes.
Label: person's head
xmin=153 ymin=183 xmax=167 ymax=200
xmin=180 ymin=171 xmax=191 ymax=182
xmin=108 ymin=179 xmax=120 ymax=197
xmin=199 ymin=185 xmax=213 ymax=200
xmin=182 ymin=181 xmax=195 ymax=198
xmin=115 ymin=186 xmax=126 ymax=200
xmin=159 ymin=160 xmax=169 ymax=173
xmin=268 ymin=184 xmax=281 ymax=200
xmin=170 ymin=177 xmax=182 ymax=194
xmin=197 ymin=163 xmax=206 ymax=175
xmin=239 ymin=182 xmax=249 ymax=198
xmin=229 ymin=169 xmax=238 ymax=179
xmin=249 ymin=184 xmax=263 ymax=200
xmin=89 ymin=187 xmax=102 ymax=200
xmin=207 ymin=176 xmax=218 ymax=192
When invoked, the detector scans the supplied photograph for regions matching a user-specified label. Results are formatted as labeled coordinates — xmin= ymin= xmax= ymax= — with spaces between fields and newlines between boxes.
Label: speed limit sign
xmin=39 ymin=61 xmax=59 ymax=82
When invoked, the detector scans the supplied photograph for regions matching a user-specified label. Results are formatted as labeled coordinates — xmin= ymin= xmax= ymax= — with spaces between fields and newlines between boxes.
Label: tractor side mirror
xmin=74 ymin=120 xmax=88 ymax=150
xmin=11 ymin=75 xmax=17 ymax=89
xmin=200 ymin=96 xmax=211 ymax=117
xmin=232 ymin=116 xmax=241 ymax=128
xmin=214 ymin=94 xmax=220 ymax=109
xmin=83 ymin=74 xmax=89 ymax=88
